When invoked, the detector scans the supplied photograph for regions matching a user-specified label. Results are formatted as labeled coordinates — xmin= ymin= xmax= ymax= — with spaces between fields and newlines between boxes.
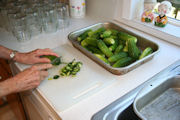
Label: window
xmin=154 ymin=0 xmax=180 ymax=21
xmin=114 ymin=0 xmax=180 ymax=46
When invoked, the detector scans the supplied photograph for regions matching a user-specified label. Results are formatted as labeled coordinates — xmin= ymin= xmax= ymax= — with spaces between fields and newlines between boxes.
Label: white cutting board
xmin=37 ymin=44 xmax=117 ymax=112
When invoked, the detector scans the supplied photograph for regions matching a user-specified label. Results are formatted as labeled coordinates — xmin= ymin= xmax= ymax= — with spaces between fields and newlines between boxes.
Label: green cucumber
xmin=94 ymin=54 xmax=110 ymax=65
xmin=110 ymin=35 xmax=118 ymax=40
xmin=41 ymin=55 xmax=61 ymax=65
xmin=41 ymin=55 xmax=56 ymax=61
xmin=114 ymin=44 xmax=124 ymax=54
xmin=100 ymin=30 xmax=112 ymax=38
xmin=94 ymin=27 xmax=106 ymax=34
xmin=109 ymin=39 xmax=119 ymax=52
xmin=97 ymin=40 xmax=113 ymax=57
xmin=119 ymin=39 xmax=126 ymax=46
xmin=84 ymin=46 xmax=92 ymax=52
xmin=84 ymin=37 xmax=97 ymax=47
xmin=139 ymin=47 xmax=153 ymax=59
xmin=88 ymin=27 xmax=106 ymax=37
xmin=77 ymin=29 xmax=92 ymax=42
xmin=127 ymin=39 xmax=141 ymax=60
xmin=88 ymin=31 xmax=94 ymax=37
xmin=112 ymin=57 xmax=133 ymax=68
xmin=81 ymin=40 xmax=88 ymax=47
xmin=118 ymin=32 xmax=137 ymax=52
xmin=103 ymin=37 xmax=115 ymax=45
xmin=118 ymin=32 xmax=137 ymax=43
xmin=109 ymin=29 xmax=118 ymax=36
xmin=123 ymin=45 xmax=128 ymax=52
xmin=108 ymin=52 xmax=128 ymax=63
xmin=86 ymin=46 xmax=104 ymax=55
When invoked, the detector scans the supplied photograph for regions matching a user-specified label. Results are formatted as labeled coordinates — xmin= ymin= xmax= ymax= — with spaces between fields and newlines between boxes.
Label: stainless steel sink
xmin=91 ymin=60 xmax=180 ymax=120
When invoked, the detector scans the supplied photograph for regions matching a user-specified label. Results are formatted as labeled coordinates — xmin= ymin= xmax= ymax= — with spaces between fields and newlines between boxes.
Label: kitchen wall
xmin=86 ymin=0 xmax=144 ymax=21
xmin=86 ymin=0 xmax=119 ymax=19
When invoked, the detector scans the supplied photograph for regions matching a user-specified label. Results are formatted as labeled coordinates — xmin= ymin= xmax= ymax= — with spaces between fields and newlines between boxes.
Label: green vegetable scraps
xmin=53 ymin=75 xmax=60 ymax=79
xmin=60 ymin=59 xmax=83 ymax=77
xmin=48 ymin=59 xmax=83 ymax=80
xmin=48 ymin=77 xmax=53 ymax=80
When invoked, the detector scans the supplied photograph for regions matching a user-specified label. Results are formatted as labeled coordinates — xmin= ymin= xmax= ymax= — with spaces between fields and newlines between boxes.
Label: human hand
xmin=15 ymin=48 xmax=59 ymax=64
xmin=10 ymin=64 xmax=52 ymax=93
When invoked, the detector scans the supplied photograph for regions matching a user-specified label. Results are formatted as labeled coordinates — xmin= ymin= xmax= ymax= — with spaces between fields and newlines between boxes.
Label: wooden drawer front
xmin=9 ymin=62 xmax=21 ymax=76
xmin=21 ymin=95 xmax=43 ymax=120
xmin=21 ymin=91 xmax=61 ymax=120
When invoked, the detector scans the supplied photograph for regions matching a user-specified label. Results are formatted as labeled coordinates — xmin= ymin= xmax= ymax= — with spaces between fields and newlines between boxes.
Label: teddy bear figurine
xmin=141 ymin=0 xmax=156 ymax=23
xmin=154 ymin=1 xmax=172 ymax=27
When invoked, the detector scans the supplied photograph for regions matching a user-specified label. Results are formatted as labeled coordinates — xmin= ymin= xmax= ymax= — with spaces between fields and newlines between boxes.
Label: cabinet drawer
xmin=21 ymin=90 xmax=61 ymax=120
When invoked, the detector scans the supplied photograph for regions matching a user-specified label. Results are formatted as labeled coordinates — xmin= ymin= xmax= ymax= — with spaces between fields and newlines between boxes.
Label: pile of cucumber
xmin=42 ymin=55 xmax=83 ymax=79
xmin=60 ymin=59 xmax=83 ymax=77
xmin=77 ymin=27 xmax=153 ymax=68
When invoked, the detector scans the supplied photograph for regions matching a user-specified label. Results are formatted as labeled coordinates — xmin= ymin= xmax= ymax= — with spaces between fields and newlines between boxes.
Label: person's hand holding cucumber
xmin=0 ymin=46 xmax=59 ymax=97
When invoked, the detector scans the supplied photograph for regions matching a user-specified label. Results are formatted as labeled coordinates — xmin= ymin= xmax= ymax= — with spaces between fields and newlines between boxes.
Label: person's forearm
xmin=0 ymin=78 xmax=16 ymax=98
xmin=0 ymin=45 xmax=24 ymax=62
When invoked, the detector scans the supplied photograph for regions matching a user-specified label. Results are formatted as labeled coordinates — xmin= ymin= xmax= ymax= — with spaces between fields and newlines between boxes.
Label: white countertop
xmin=0 ymin=16 xmax=180 ymax=120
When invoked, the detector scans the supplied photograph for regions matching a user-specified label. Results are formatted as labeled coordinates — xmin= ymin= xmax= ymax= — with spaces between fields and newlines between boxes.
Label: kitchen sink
xmin=91 ymin=79 xmax=143 ymax=120
xmin=91 ymin=60 xmax=180 ymax=120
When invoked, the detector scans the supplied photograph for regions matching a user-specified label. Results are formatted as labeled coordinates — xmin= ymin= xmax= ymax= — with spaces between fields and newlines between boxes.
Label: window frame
xmin=114 ymin=0 xmax=180 ymax=46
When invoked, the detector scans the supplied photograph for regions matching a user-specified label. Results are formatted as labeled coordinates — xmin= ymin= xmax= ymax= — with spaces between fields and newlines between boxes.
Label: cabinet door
xmin=0 ymin=59 xmax=26 ymax=120
xmin=20 ymin=94 xmax=44 ymax=120
xmin=20 ymin=91 xmax=62 ymax=120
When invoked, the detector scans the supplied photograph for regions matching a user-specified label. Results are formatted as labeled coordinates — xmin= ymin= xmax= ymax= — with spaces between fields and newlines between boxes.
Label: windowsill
xmin=114 ymin=18 xmax=180 ymax=46
xmin=168 ymin=18 xmax=180 ymax=27
xmin=134 ymin=18 xmax=180 ymax=38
